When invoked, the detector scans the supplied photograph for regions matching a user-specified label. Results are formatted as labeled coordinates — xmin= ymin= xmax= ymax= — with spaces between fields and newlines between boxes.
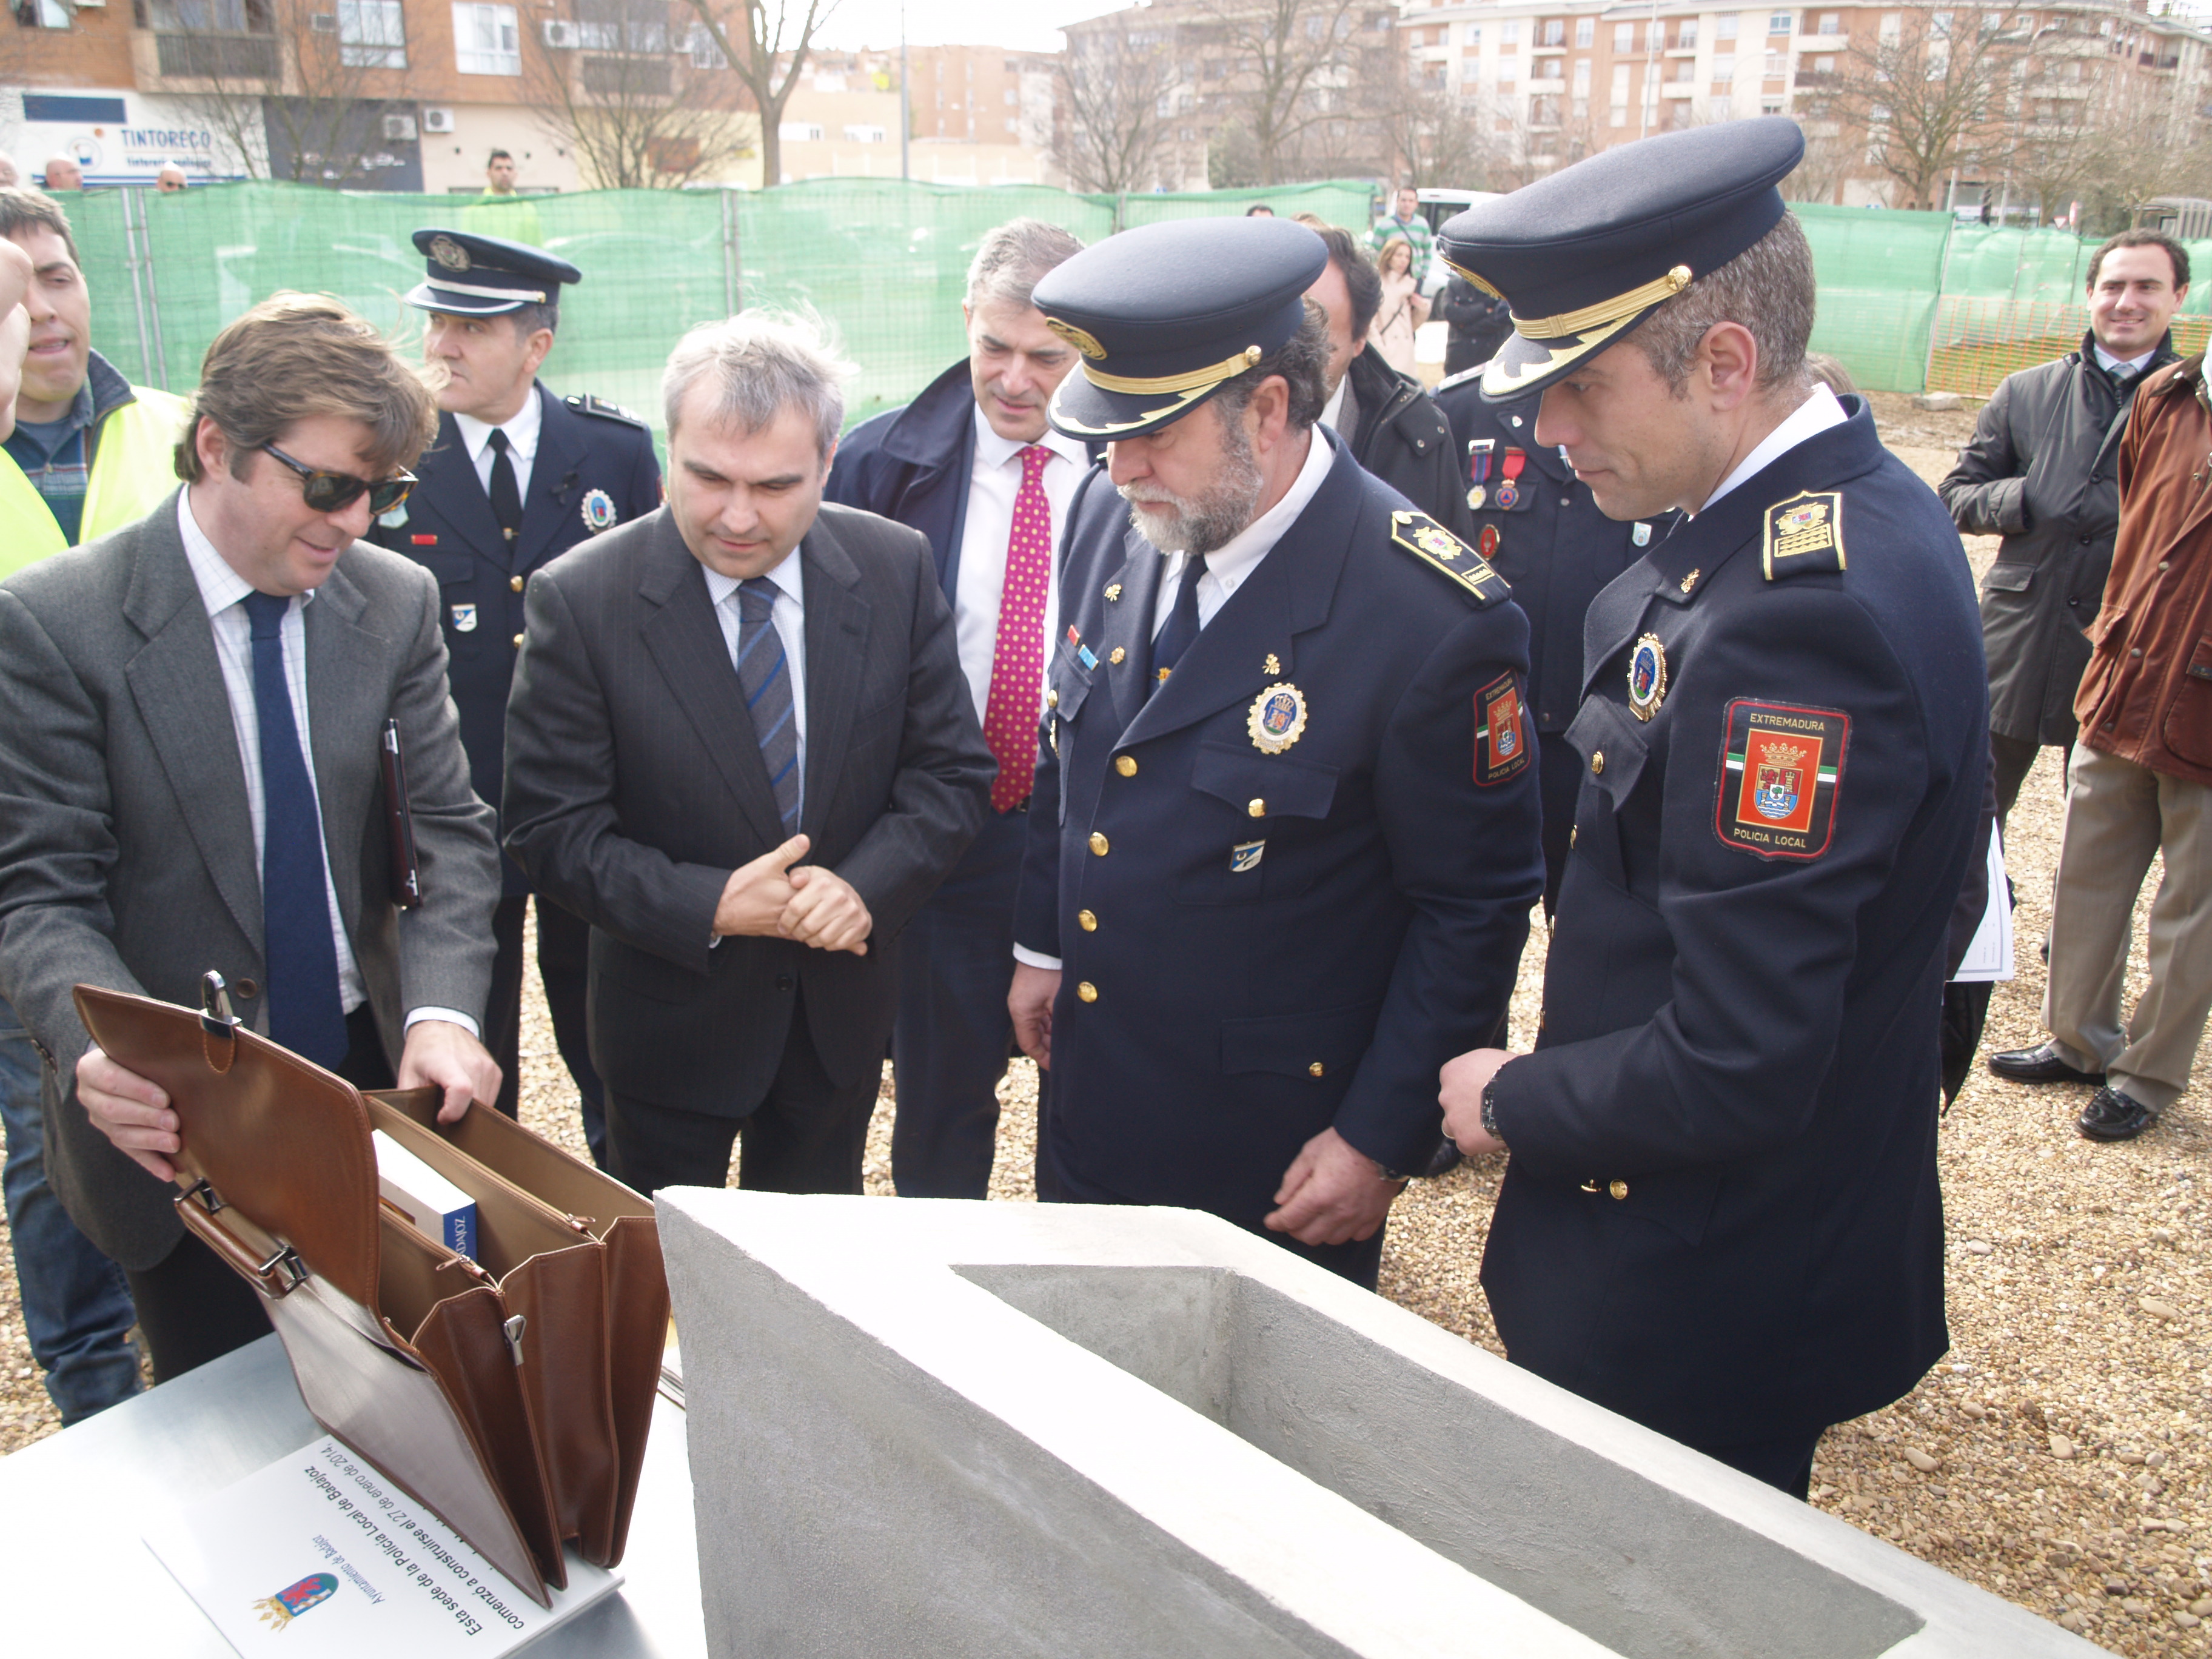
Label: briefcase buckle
xmin=255 ymin=1244 xmax=310 ymax=1296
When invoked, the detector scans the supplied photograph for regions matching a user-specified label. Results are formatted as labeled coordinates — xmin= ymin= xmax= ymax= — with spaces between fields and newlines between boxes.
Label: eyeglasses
xmin=260 ymin=443 xmax=417 ymax=517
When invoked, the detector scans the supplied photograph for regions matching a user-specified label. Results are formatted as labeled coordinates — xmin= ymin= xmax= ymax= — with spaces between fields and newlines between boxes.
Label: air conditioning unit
xmin=382 ymin=113 xmax=417 ymax=141
xmin=421 ymin=106 xmax=455 ymax=133
xmin=310 ymin=10 xmax=336 ymax=28
xmin=542 ymin=19 xmax=579 ymax=48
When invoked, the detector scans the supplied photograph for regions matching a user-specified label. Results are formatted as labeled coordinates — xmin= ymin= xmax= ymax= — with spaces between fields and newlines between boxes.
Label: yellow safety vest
xmin=0 ymin=385 xmax=193 ymax=580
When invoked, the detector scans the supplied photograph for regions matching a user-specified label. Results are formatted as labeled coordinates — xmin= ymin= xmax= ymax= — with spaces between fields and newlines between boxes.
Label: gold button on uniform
xmin=1308 ymin=1061 xmax=1325 ymax=1078
xmin=1609 ymin=1180 xmax=1629 ymax=1200
xmin=1088 ymin=832 xmax=1109 ymax=856
xmin=1078 ymin=909 xmax=1098 ymax=931
xmin=509 ymin=574 xmax=525 ymax=592
xmin=1115 ymin=755 xmax=1138 ymax=777
xmin=512 ymin=633 xmax=525 ymax=649
xmin=1569 ymin=825 xmax=1578 ymax=849
xmin=1076 ymin=981 xmax=1098 ymax=1002
xmin=1247 ymin=799 xmax=1266 ymax=819
xmin=1109 ymin=647 xmax=1125 ymax=665
xmin=1590 ymin=750 xmax=1606 ymax=776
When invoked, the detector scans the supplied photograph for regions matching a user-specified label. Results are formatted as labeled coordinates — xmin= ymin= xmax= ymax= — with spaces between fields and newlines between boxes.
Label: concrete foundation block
xmin=657 ymin=1191 xmax=2094 ymax=1658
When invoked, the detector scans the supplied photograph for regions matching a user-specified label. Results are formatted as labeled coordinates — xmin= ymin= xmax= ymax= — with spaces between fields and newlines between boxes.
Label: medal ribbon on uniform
xmin=1495 ymin=447 xmax=1527 ymax=509
xmin=1466 ymin=438 xmax=1494 ymax=511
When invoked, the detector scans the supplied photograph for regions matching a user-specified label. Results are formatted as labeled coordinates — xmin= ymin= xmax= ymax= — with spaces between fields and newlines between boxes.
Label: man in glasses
xmin=368 ymin=227 xmax=661 ymax=1161
xmin=0 ymin=293 xmax=504 ymax=1387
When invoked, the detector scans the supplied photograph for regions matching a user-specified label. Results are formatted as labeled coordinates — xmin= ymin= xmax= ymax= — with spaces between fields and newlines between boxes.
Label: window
xmin=1712 ymin=55 xmax=1735 ymax=81
xmin=1677 ymin=20 xmax=1697 ymax=47
xmin=1535 ymin=55 xmax=1563 ymax=78
xmin=1769 ymin=13 xmax=1792 ymax=35
xmin=16 ymin=0 xmax=66 ymax=25
xmin=1716 ymin=14 xmax=1738 ymax=39
xmin=1005 ymin=116 xmax=1018 ymax=132
xmin=452 ymin=2 xmax=518 ymax=75
xmin=1765 ymin=50 xmax=1787 ymax=73
xmin=1004 ymin=87 xmax=1017 ymax=102
xmin=778 ymin=121 xmax=823 ymax=141
xmin=1496 ymin=59 xmax=1516 ymax=84
xmin=1541 ymin=18 xmax=1563 ymax=45
xmin=1812 ymin=53 xmax=1834 ymax=72
xmin=1880 ymin=10 xmax=1901 ymax=39
xmin=1709 ymin=95 xmax=1733 ymax=118
xmin=1610 ymin=61 xmax=1630 ymax=125
xmin=1573 ymin=57 xmax=1589 ymax=90
xmin=1761 ymin=97 xmax=1783 ymax=112
xmin=1572 ymin=95 xmax=1587 ymax=117
xmin=1614 ymin=21 xmax=1633 ymax=50
xmin=1817 ymin=10 xmax=1841 ymax=33
xmin=1575 ymin=16 xmax=1591 ymax=46
xmin=687 ymin=25 xmax=719 ymax=69
xmin=843 ymin=124 xmax=885 ymax=142
xmin=1501 ymin=19 xmax=1518 ymax=43
xmin=1464 ymin=22 xmax=1481 ymax=45
xmin=338 ymin=0 xmax=404 ymax=66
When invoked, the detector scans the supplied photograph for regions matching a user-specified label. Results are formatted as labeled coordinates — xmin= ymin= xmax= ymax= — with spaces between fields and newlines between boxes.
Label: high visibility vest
xmin=0 ymin=385 xmax=193 ymax=580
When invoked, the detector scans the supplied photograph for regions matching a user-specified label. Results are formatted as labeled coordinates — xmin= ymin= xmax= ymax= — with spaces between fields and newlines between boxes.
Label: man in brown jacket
xmin=2016 ymin=352 xmax=2212 ymax=1140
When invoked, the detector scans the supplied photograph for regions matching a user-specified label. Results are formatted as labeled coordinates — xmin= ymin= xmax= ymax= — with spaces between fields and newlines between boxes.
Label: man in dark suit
xmin=503 ymin=313 xmax=993 ymax=1197
xmin=1432 ymin=374 xmax=1654 ymax=916
xmin=0 ymin=293 xmax=504 ymax=1384
xmin=1436 ymin=121 xmax=1986 ymax=1498
xmin=368 ymin=228 xmax=661 ymax=1161
xmin=1008 ymin=218 xmax=1543 ymax=1289
xmin=825 ymin=217 xmax=1089 ymax=1200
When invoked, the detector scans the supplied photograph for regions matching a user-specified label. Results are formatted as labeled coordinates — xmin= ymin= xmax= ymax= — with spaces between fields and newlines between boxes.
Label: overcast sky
xmin=808 ymin=0 xmax=1111 ymax=54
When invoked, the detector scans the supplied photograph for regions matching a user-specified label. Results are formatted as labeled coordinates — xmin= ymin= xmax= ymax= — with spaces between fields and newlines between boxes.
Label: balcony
xmin=153 ymin=29 xmax=279 ymax=79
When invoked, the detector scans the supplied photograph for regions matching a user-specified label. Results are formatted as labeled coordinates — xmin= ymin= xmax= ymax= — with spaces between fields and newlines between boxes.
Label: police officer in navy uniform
xmin=1007 ymin=218 xmax=1543 ymax=1288
xmin=369 ymin=229 xmax=662 ymax=1157
xmin=1435 ymin=121 xmax=1988 ymax=1497
xmin=1432 ymin=374 xmax=1652 ymax=915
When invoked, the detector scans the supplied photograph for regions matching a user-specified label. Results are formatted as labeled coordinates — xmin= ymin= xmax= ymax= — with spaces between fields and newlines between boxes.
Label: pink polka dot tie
xmin=982 ymin=444 xmax=1054 ymax=813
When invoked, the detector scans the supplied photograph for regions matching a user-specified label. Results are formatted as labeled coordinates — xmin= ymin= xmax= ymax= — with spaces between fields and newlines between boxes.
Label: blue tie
xmin=241 ymin=591 xmax=349 ymax=1068
xmin=1149 ymin=553 xmax=1207 ymax=695
xmin=734 ymin=578 xmax=801 ymax=832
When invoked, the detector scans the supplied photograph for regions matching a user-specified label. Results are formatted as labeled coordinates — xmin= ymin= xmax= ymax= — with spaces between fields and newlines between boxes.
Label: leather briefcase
xmin=74 ymin=974 xmax=669 ymax=1609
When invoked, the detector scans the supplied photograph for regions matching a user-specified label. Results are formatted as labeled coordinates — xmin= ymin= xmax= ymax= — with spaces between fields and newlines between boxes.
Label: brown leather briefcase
xmin=74 ymin=974 xmax=668 ymax=1609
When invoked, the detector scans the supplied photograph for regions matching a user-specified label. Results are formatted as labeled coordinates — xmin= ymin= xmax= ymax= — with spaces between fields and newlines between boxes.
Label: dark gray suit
xmin=0 ymin=492 xmax=501 ymax=1278
xmin=501 ymin=502 xmax=991 ymax=1191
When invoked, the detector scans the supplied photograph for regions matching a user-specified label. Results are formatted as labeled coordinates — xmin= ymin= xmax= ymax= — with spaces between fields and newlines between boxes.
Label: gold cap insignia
xmin=429 ymin=235 xmax=471 ymax=272
xmin=1045 ymin=317 xmax=1107 ymax=361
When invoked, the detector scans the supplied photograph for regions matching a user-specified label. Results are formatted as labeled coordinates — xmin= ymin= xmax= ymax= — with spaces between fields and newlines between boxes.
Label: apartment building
xmin=1398 ymin=0 xmax=2212 ymax=204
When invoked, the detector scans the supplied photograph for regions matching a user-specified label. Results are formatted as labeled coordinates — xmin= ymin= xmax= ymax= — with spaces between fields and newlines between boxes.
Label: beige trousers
xmin=2045 ymin=742 xmax=2212 ymax=1113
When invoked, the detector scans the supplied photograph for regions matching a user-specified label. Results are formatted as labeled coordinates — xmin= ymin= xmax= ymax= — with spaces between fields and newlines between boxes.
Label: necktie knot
xmin=241 ymin=589 xmax=289 ymax=641
xmin=488 ymin=427 xmax=511 ymax=455
xmin=738 ymin=577 xmax=778 ymax=620
xmin=1020 ymin=444 xmax=1051 ymax=484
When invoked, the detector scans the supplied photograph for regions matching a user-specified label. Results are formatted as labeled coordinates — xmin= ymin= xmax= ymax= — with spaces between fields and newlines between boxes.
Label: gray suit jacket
xmin=501 ymin=501 xmax=992 ymax=1119
xmin=0 ymin=491 xmax=501 ymax=1270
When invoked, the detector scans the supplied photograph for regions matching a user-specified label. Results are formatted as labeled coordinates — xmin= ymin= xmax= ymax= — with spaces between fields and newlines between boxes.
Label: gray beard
xmin=1117 ymin=411 xmax=1265 ymax=557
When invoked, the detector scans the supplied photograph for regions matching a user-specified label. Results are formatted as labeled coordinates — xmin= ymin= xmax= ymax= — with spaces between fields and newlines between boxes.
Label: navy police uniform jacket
xmin=368 ymin=383 xmax=661 ymax=894
xmin=1014 ymin=433 xmax=1544 ymax=1222
xmin=1481 ymin=398 xmax=1987 ymax=1451
xmin=1432 ymin=373 xmax=1650 ymax=736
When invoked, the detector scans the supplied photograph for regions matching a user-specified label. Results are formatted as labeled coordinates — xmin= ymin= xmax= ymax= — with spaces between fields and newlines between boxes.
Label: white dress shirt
xmin=453 ymin=384 xmax=543 ymax=503
xmin=1013 ymin=426 xmax=1336 ymax=973
xmin=179 ymin=494 xmax=477 ymax=1036
xmin=704 ymin=548 xmax=809 ymax=790
xmin=953 ymin=408 xmax=1087 ymax=727
xmin=1700 ymin=383 xmax=1848 ymax=515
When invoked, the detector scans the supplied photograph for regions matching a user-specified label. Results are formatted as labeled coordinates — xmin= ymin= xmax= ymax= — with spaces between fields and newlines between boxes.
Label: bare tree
xmin=147 ymin=0 xmax=401 ymax=184
xmin=529 ymin=0 xmax=756 ymax=188
xmin=1057 ymin=8 xmax=1181 ymax=194
xmin=1191 ymin=0 xmax=1380 ymax=187
xmin=1829 ymin=5 xmax=2031 ymax=210
xmin=682 ymin=0 xmax=836 ymax=189
xmin=1376 ymin=71 xmax=1486 ymax=190
xmin=2079 ymin=90 xmax=2212 ymax=233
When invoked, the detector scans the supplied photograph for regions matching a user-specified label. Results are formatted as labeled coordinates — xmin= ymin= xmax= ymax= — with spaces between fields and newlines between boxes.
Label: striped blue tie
xmin=735 ymin=578 xmax=800 ymax=831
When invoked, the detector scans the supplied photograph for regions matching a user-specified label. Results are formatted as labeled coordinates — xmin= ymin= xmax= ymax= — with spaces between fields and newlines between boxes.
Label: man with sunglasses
xmin=369 ymin=228 xmax=661 ymax=1161
xmin=0 ymin=293 xmax=504 ymax=1386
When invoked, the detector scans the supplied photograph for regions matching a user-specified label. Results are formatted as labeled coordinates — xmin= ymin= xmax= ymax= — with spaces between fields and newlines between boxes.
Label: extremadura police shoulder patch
xmin=1475 ymin=671 xmax=1531 ymax=786
xmin=1715 ymin=698 xmax=1847 ymax=859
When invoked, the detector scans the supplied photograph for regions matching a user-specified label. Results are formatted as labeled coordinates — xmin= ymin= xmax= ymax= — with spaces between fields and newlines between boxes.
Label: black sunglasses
xmin=260 ymin=443 xmax=417 ymax=517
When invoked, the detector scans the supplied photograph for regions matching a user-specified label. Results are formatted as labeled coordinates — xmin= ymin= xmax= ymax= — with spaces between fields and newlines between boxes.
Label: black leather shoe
xmin=2078 ymin=1087 xmax=2157 ymax=1142
xmin=1987 ymin=1042 xmax=2106 ymax=1086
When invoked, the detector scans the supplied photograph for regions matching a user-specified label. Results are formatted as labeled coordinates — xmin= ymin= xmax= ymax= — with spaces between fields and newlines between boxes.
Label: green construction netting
xmin=69 ymin=178 xmax=2212 ymax=413
xmin=70 ymin=178 xmax=1375 ymax=435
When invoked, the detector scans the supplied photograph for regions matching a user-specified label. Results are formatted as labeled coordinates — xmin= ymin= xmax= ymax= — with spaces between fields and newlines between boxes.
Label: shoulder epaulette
xmin=1389 ymin=510 xmax=1510 ymax=606
xmin=566 ymin=392 xmax=649 ymax=430
xmin=1762 ymin=490 xmax=1846 ymax=581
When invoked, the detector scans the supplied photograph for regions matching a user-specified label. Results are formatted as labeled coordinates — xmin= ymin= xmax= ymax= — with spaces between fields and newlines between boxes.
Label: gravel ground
xmin=7 ymin=391 xmax=2209 ymax=1652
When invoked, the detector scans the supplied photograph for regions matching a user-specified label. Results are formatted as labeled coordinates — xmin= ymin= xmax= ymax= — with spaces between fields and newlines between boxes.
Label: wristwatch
xmin=1480 ymin=1075 xmax=1505 ymax=1148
